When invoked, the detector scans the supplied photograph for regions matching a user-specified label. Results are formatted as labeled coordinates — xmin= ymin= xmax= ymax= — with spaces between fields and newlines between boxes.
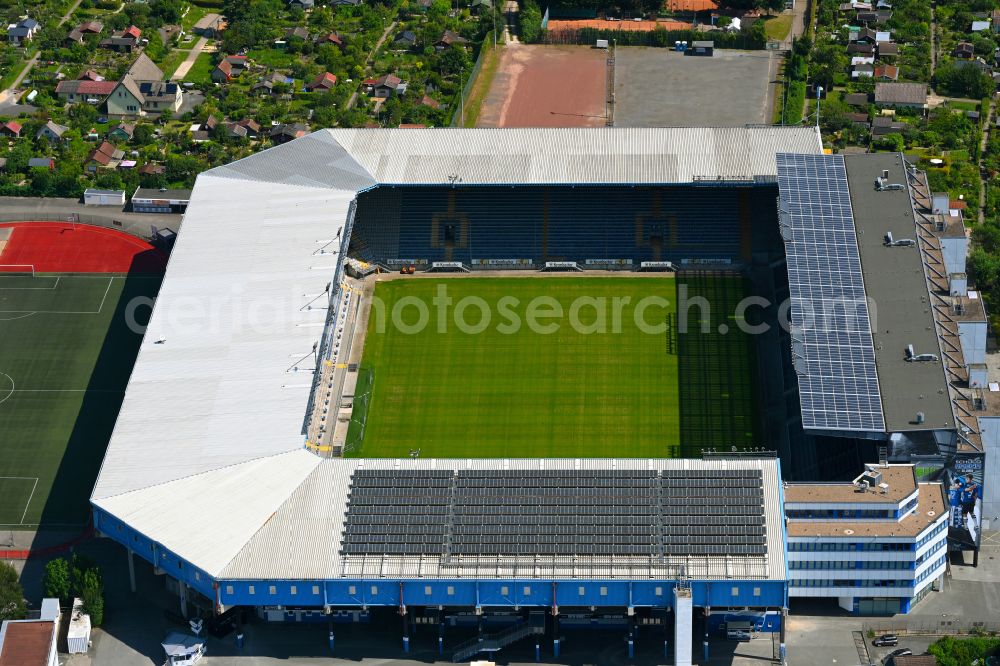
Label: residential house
xmin=67 ymin=22 xmax=103 ymax=46
xmin=394 ymin=30 xmax=417 ymax=48
xmin=106 ymin=75 xmax=182 ymax=116
xmin=471 ymin=0 xmax=493 ymax=14
xmin=0 ymin=598 xmax=59 ymax=666
xmin=0 ymin=121 xmax=22 ymax=138
xmin=108 ymin=122 xmax=135 ymax=141
xmin=27 ymin=157 xmax=55 ymax=170
xmin=37 ymin=121 xmax=69 ymax=143
xmin=316 ymin=32 xmax=344 ymax=47
xmin=874 ymin=81 xmax=927 ymax=109
xmin=847 ymin=42 xmax=875 ymax=55
xmin=971 ymin=20 xmax=990 ymax=32
xmin=100 ymin=26 xmax=142 ymax=53
xmin=366 ymin=74 xmax=404 ymax=98
xmin=854 ymin=27 xmax=878 ymax=43
xmin=874 ymin=64 xmax=899 ymax=80
xmin=856 ymin=9 xmax=891 ymax=22
xmin=8 ymin=17 xmax=39 ymax=45
xmin=235 ymin=118 xmax=261 ymax=137
xmin=993 ymin=9 xmax=1000 ymax=34
xmin=66 ymin=29 xmax=85 ymax=44
xmin=138 ymin=163 xmax=165 ymax=176
xmin=436 ymin=29 xmax=468 ymax=49
xmin=270 ymin=123 xmax=309 ymax=144
xmin=420 ymin=95 xmax=441 ymax=109
xmin=853 ymin=62 xmax=875 ymax=78
xmin=954 ymin=57 xmax=991 ymax=72
xmin=953 ymin=42 xmax=975 ymax=59
xmin=252 ymin=71 xmax=293 ymax=96
xmin=212 ymin=59 xmax=235 ymax=83
xmin=330 ymin=0 xmax=361 ymax=6
xmin=289 ymin=0 xmax=315 ymax=8
xmin=844 ymin=92 xmax=872 ymax=106
xmin=55 ymin=79 xmax=117 ymax=103
xmin=86 ymin=140 xmax=124 ymax=171
xmin=845 ymin=112 xmax=870 ymax=126
xmin=192 ymin=13 xmax=224 ymax=38
xmin=78 ymin=69 xmax=104 ymax=81
xmin=127 ymin=53 xmax=164 ymax=82
xmin=284 ymin=26 xmax=309 ymax=41
xmin=871 ymin=115 xmax=907 ymax=135
xmin=223 ymin=122 xmax=248 ymax=139
xmin=414 ymin=0 xmax=433 ymax=12
xmin=877 ymin=41 xmax=898 ymax=57
xmin=306 ymin=71 xmax=337 ymax=91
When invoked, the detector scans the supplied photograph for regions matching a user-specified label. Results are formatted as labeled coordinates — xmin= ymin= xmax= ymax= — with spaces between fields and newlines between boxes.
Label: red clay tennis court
xmin=0 ymin=222 xmax=167 ymax=274
xmin=477 ymin=45 xmax=608 ymax=128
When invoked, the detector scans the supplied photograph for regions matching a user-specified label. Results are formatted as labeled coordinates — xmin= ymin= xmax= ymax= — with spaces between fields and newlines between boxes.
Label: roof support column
xmin=673 ymin=587 xmax=692 ymax=666
xmin=126 ymin=548 xmax=136 ymax=593
xmin=779 ymin=607 xmax=788 ymax=665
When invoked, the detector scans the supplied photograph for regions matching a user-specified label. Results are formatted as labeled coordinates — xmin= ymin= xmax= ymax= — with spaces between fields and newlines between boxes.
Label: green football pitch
xmin=347 ymin=276 xmax=757 ymax=458
xmin=0 ymin=273 xmax=160 ymax=529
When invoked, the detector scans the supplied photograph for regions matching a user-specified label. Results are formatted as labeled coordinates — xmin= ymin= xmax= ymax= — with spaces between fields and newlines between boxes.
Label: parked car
xmin=727 ymin=629 xmax=752 ymax=641
xmin=873 ymin=634 xmax=899 ymax=647
xmin=886 ymin=647 xmax=913 ymax=662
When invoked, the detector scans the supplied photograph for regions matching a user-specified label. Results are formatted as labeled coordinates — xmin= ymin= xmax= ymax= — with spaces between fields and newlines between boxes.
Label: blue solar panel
xmin=776 ymin=153 xmax=885 ymax=432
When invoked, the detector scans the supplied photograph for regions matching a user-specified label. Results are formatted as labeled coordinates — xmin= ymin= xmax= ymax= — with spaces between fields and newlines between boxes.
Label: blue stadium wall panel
xmin=349 ymin=185 xmax=778 ymax=265
xmin=94 ymin=506 xmax=787 ymax=610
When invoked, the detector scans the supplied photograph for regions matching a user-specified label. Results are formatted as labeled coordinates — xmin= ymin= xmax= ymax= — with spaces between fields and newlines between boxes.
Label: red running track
xmin=0 ymin=222 xmax=167 ymax=273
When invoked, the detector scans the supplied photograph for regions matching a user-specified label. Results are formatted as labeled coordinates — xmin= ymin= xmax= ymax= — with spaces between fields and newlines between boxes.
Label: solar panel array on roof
xmin=776 ymin=153 xmax=885 ymax=432
xmin=341 ymin=469 xmax=766 ymax=558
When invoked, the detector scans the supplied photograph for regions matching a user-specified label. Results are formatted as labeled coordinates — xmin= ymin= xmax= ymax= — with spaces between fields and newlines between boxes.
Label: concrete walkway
xmin=171 ymin=36 xmax=209 ymax=81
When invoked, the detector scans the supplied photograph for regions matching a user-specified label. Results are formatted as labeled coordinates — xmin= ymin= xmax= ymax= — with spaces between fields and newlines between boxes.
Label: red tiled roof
xmin=56 ymin=79 xmax=117 ymax=95
xmin=123 ymin=25 xmax=141 ymax=39
xmin=309 ymin=71 xmax=337 ymax=89
xmin=3 ymin=121 xmax=23 ymax=133
xmin=215 ymin=59 xmax=233 ymax=76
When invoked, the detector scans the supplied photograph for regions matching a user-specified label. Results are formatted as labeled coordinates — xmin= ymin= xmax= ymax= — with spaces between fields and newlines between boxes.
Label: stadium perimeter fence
xmin=541 ymin=27 xmax=766 ymax=49
xmin=0 ymin=212 xmax=164 ymax=241
xmin=450 ymin=30 xmax=497 ymax=127
xmin=863 ymin=619 xmax=1000 ymax=637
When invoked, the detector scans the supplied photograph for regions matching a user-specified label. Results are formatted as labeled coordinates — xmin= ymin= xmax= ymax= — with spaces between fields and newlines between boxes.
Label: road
xmin=170 ymin=36 xmax=209 ymax=81
xmin=346 ymin=19 xmax=398 ymax=109
xmin=0 ymin=0 xmax=84 ymax=105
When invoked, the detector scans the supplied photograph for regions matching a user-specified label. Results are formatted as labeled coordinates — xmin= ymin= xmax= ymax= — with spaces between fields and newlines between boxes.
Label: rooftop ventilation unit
xmin=876 ymin=176 xmax=905 ymax=191
xmin=954 ymin=302 xmax=965 ymax=316
xmin=974 ymin=397 xmax=986 ymax=411
xmin=905 ymin=346 xmax=938 ymax=362
xmin=935 ymin=218 xmax=946 ymax=232
xmin=854 ymin=480 xmax=870 ymax=493
xmin=915 ymin=411 xmax=925 ymax=424
xmin=878 ymin=482 xmax=890 ymax=494
xmin=884 ymin=231 xmax=916 ymax=247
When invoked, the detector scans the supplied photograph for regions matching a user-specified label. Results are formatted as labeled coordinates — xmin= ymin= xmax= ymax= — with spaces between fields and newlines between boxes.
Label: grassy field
xmin=183 ymin=51 xmax=216 ymax=84
xmin=764 ymin=14 xmax=793 ymax=41
xmin=0 ymin=273 xmax=160 ymax=528
xmin=347 ymin=276 xmax=757 ymax=458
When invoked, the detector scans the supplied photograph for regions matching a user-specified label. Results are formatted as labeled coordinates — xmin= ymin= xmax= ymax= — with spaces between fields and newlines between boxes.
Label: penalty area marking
xmin=0 ymin=373 xmax=12 ymax=406
xmin=0 ymin=276 xmax=60 ymax=290
xmin=0 ymin=276 xmax=115 ymax=314
xmin=0 ymin=476 xmax=40 ymax=525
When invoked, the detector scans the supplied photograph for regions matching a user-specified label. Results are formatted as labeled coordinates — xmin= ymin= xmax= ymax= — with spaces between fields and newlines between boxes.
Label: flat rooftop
xmin=786 ymin=482 xmax=944 ymax=539
xmin=784 ymin=464 xmax=917 ymax=504
xmin=0 ymin=621 xmax=54 ymax=666
xmin=843 ymin=153 xmax=954 ymax=432
xmin=132 ymin=188 xmax=192 ymax=200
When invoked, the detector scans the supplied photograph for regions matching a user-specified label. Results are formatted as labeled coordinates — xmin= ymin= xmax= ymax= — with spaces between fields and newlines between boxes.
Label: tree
xmin=439 ymin=43 xmax=472 ymax=75
xmin=78 ymin=569 xmax=104 ymax=627
xmin=42 ymin=558 xmax=71 ymax=604
xmin=0 ymin=561 xmax=26 ymax=622
xmin=518 ymin=0 xmax=543 ymax=43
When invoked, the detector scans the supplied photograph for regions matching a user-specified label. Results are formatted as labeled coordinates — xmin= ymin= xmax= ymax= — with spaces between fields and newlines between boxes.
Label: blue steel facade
xmin=92 ymin=506 xmax=788 ymax=612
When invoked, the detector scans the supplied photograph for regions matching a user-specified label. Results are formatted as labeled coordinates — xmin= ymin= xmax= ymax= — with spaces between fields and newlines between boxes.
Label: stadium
xmin=87 ymin=128 xmax=991 ymax=662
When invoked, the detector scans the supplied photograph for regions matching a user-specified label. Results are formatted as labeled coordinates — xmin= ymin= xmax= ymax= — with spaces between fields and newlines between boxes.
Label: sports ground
xmin=0 ymin=223 xmax=164 ymax=528
xmin=347 ymin=275 xmax=756 ymax=458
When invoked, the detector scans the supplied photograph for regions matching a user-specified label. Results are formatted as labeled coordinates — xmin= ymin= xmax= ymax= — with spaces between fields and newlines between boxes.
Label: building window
xmin=425 ymin=586 xmax=432 ymax=595
xmin=447 ymin=586 xmax=454 ymax=596
xmin=248 ymin=585 xmax=255 ymax=595
xmin=732 ymin=587 xmax=740 ymax=596
xmin=225 ymin=585 xmax=234 ymax=595
xmin=348 ymin=585 xmax=356 ymax=595
xmin=313 ymin=586 xmax=320 ymax=595
xmin=655 ymin=587 xmax=663 ymax=596
xmin=290 ymin=586 xmax=297 ymax=595
xmin=523 ymin=586 xmax=531 ymax=596
xmin=269 ymin=586 xmax=276 ymax=595
xmin=753 ymin=587 xmax=761 ymax=597
xmin=500 ymin=586 xmax=509 ymax=596
xmin=600 ymin=586 xmax=608 ymax=596
xmin=371 ymin=585 xmax=378 ymax=595
xmin=195 ymin=572 xmax=200 ymax=581
xmin=579 ymin=586 xmax=586 ymax=596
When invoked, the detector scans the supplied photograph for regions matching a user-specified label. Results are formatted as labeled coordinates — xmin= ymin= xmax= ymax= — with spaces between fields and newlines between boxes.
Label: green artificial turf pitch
xmin=347 ymin=276 xmax=756 ymax=458
xmin=0 ymin=273 xmax=160 ymax=528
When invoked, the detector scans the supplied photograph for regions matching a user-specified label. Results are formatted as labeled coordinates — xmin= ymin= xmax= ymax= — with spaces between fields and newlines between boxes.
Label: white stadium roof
xmin=92 ymin=127 xmax=820 ymax=581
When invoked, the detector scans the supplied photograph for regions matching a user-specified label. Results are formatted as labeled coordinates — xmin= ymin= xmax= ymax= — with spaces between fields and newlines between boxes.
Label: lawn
xmin=461 ymin=36 xmax=502 ymax=127
xmin=764 ymin=14 xmax=793 ymax=41
xmin=0 ymin=274 xmax=160 ymax=528
xmin=183 ymin=51 xmax=216 ymax=84
xmin=347 ymin=276 xmax=757 ymax=458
